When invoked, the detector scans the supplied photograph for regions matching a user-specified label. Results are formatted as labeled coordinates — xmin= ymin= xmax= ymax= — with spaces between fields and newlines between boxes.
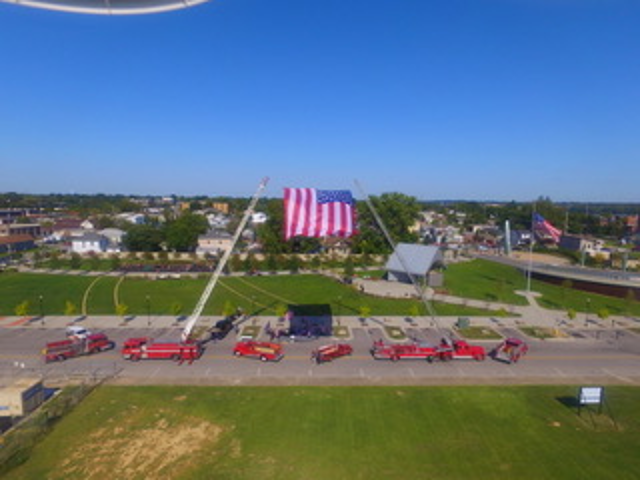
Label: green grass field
xmin=444 ymin=259 xmax=640 ymax=316
xmin=5 ymin=386 xmax=640 ymax=480
xmin=0 ymin=272 xmax=493 ymax=317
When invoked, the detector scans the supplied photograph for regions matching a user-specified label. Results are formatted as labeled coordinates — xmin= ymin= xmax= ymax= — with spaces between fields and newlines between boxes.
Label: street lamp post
xmin=585 ymin=298 xmax=591 ymax=327
xmin=146 ymin=295 xmax=151 ymax=328
xmin=39 ymin=294 xmax=44 ymax=327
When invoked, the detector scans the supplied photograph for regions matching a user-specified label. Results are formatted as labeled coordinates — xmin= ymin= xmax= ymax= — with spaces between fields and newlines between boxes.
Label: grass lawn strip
xmin=519 ymin=326 xmax=563 ymax=339
xmin=456 ymin=326 xmax=502 ymax=340
xmin=0 ymin=272 xmax=502 ymax=317
xmin=5 ymin=386 xmax=640 ymax=480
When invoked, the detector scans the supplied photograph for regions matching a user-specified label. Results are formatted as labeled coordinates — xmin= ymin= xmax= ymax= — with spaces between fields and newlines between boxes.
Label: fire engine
xmin=490 ymin=337 xmax=529 ymax=364
xmin=233 ymin=341 xmax=284 ymax=362
xmin=121 ymin=337 xmax=203 ymax=364
xmin=42 ymin=333 xmax=115 ymax=363
xmin=436 ymin=338 xmax=486 ymax=361
xmin=370 ymin=340 xmax=438 ymax=362
xmin=311 ymin=343 xmax=353 ymax=364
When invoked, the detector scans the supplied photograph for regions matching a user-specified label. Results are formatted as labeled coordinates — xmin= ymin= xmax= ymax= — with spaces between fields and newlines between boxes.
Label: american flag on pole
xmin=284 ymin=188 xmax=357 ymax=240
xmin=533 ymin=213 xmax=562 ymax=243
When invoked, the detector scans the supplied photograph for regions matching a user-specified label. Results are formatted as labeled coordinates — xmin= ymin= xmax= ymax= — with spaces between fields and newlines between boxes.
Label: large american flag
xmin=283 ymin=188 xmax=357 ymax=240
xmin=533 ymin=213 xmax=562 ymax=243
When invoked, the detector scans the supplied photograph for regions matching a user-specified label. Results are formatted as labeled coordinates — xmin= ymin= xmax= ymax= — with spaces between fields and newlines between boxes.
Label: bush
xmin=14 ymin=300 xmax=29 ymax=316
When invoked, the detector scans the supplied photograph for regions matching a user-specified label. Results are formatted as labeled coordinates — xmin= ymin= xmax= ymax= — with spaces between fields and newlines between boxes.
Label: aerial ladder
xmin=181 ymin=177 xmax=269 ymax=342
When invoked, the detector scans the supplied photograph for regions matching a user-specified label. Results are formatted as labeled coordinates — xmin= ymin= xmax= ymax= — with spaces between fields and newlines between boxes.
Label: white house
xmin=70 ymin=232 xmax=109 ymax=254
xmin=116 ymin=213 xmax=145 ymax=225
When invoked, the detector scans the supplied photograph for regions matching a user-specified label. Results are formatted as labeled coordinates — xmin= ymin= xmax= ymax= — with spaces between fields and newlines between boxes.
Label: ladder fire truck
xmin=436 ymin=338 xmax=486 ymax=361
xmin=42 ymin=333 xmax=114 ymax=363
xmin=371 ymin=340 xmax=438 ymax=362
xmin=121 ymin=337 xmax=202 ymax=364
xmin=120 ymin=179 xmax=270 ymax=364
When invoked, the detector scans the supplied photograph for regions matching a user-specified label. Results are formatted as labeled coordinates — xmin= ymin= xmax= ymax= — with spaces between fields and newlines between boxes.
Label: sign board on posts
xmin=579 ymin=386 xmax=603 ymax=406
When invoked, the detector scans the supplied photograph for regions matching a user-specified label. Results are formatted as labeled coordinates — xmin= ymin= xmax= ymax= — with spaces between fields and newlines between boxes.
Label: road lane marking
xmin=553 ymin=368 xmax=566 ymax=377
xmin=602 ymin=368 xmax=635 ymax=384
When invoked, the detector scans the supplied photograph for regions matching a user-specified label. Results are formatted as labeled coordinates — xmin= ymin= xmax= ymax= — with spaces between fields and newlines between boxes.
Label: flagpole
xmin=526 ymin=203 xmax=536 ymax=294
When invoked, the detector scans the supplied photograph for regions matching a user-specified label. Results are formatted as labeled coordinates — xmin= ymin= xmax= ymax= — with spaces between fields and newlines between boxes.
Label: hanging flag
xmin=533 ymin=213 xmax=562 ymax=243
xmin=284 ymin=188 xmax=357 ymax=240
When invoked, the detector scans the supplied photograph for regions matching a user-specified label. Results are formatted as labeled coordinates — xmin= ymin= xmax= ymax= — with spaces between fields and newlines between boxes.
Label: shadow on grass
xmin=556 ymin=395 xmax=579 ymax=409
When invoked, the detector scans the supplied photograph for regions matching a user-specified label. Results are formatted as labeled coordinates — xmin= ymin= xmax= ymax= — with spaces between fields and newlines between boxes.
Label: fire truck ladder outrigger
xmin=181 ymin=177 xmax=270 ymax=343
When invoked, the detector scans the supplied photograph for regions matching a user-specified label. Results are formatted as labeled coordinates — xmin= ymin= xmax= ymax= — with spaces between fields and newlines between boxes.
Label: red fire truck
xmin=233 ymin=341 xmax=284 ymax=362
xmin=121 ymin=337 xmax=203 ymax=364
xmin=42 ymin=333 xmax=115 ymax=363
xmin=311 ymin=343 xmax=353 ymax=364
xmin=436 ymin=338 xmax=486 ymax=361
xmin=490 ymin=337 xmax=529 ymax=364
xmin=370 ymin=340 xmax=438 ymax=362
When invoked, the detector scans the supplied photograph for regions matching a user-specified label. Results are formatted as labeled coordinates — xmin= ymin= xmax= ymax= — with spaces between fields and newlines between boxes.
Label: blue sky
xmin=1 ymin=0 xmax=639 ymax=202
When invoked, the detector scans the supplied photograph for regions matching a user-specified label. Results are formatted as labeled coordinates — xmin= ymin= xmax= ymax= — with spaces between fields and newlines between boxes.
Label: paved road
xmin=2 ymin=321 xmax=639 ymax=386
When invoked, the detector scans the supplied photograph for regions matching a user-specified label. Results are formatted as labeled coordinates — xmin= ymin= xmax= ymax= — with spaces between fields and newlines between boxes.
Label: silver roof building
xmin=1 ymin=0 xmax=209 ymax=15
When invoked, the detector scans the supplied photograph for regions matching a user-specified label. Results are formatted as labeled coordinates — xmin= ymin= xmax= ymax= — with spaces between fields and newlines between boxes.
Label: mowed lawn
xmin=444 ymin=259 xmax=529 ymax=305
xmin=6 ymin=386 xmax=640 ymax=480
xmin=0 ymin=273 xmax=94 ymax=315
xmin=0 ymin=273 xmax=494 ymax=317
xmin=444 ymin=259 xmax=640 ymax=316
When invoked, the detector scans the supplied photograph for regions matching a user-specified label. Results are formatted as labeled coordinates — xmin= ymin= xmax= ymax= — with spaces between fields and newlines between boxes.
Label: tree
xmin=274 ymin=303 xmax=288 ymax=319
xmin=222 ymin=300 xmax=236 ymax=317
xmin=171 ymin=302 xmax=183 ymax=317
xmin=123 ymin=224 xmax=164 ymax=252
xmin=69 ymin=252 xmax=82 ymax=269
xmin=229 ymin=254 xmax=243 ymax=273
xmin=64 ymin=301 xmax=77 ymax=316
xmin=265 ymin=253 xmax=279 ymax=272
xmin=109 ymin=254 xmax=121 ymax=271
xmin=597 ymin=308 xmax=610 ymax=321
xmin=116 ymin=303 xmax=129 ymax=317
xmin=309 ymin=255 xmax=321 ymax=271
xmin=165 ymin=212 xmax=208 ymax=252
xmin=567 ymin=308 xmax=577 ymax=321
xmin=359 ymin=305 xmax=371 ymax=319
xmin=15 ymin=300 xmax=29 ymax=316
xmin=343 ymin=256 xmax=355 ymax=278
xmin=88 ymin=253 xmax=101 ymax=271
xmin=287 ymin=255 xmax=301 ymax=274
xmin=351 ymin=193 xmax=421 ymax=254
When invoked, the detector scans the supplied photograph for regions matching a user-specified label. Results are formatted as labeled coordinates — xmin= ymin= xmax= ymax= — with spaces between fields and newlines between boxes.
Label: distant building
xmin=251 ymin=212 xmax=268 ymax=224
xmin=50 ymin=218 xmax=94 ymax=242
xmin=559 ymin=234 xmax=605 ymax=257
xmin=196 ymin=230 xmax=233 ymax=256
xmin=212 ymin=202 xmax=229 ymax=214
xmin=70 ymin=232 xmax=109 ymax=254
xmin=115 ymin=213 xmax=145 ymax=225
xmin=0 ymin=235 xmax=35 ymax=254
xmin=0 ymin=223 xmax=42 ymax=238
xmin=385 ymin=243 xmax=445 ymax=286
